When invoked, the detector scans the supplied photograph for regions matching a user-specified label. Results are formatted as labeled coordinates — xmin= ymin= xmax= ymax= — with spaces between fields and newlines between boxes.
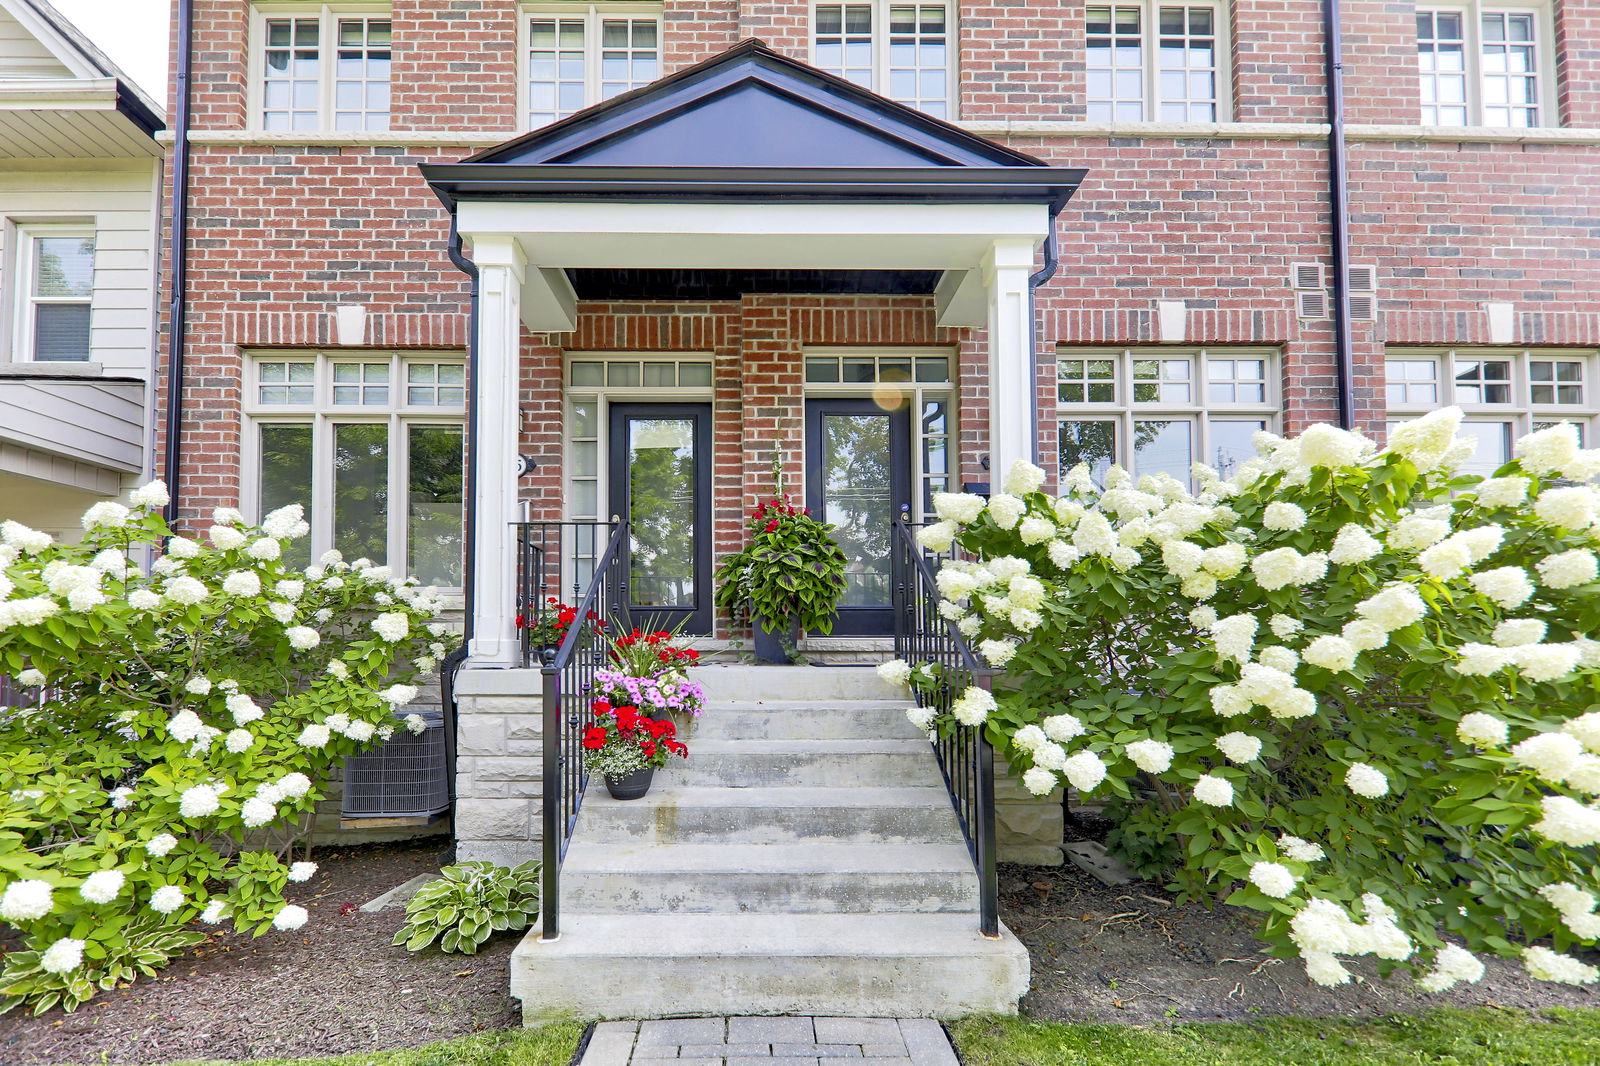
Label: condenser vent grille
xmin=1291 ymin=262 xmax=1325 ymax=290
xmin=1296 ymin=290 xmax=1328 ymax=320
xmin=342 ymin=710 xmax=449 ymax=819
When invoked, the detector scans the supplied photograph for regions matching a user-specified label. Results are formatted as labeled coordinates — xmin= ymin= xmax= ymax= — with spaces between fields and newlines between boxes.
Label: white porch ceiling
xmin=457 ymin=200 xmax=1050 ymax=330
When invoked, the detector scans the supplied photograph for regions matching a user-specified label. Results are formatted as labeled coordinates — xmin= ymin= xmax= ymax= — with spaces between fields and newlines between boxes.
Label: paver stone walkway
xmin=577 ymin=1016 xmax=960 ymax=1066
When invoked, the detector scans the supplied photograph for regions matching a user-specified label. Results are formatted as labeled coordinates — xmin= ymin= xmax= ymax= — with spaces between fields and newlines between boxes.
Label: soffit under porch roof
xmin=421 ymin=40 xmax=1085 ymax=330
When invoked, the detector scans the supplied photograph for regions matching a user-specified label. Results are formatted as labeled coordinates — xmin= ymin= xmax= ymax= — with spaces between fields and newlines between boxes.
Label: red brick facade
xmin=163 ymin=1 xmax=1600 ymax=627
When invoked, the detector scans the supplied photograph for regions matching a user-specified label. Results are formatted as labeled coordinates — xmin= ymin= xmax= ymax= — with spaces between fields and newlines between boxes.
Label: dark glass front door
xmin=805 ymin=399 xmax=912 ymax=636
xmin=608 ymin=404 xmax=713 ymax=635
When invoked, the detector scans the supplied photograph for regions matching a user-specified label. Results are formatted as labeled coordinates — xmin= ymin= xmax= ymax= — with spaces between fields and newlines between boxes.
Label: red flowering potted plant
xmin=713 ymin=477 xmax=848 ymax=663
xmin=517 ymin=597 xmax=601 ymax=663
xmin=580 ymin=699 xmax=688 ymax=800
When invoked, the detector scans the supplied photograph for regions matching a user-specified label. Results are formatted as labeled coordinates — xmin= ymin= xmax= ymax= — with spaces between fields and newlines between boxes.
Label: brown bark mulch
xmin=0 ymin=840 xmax=521 ymax=1065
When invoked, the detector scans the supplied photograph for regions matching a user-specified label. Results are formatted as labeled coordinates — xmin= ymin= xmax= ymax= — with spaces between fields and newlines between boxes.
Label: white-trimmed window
xmin=524 ymin=4 xmax=662 ymax=127
xmin=254 ymin=5 xmax=391 ymax=131
xmin=1416 ymin=4 xmax=1550 ymax=127
xmin=1056 ymin=348 xmax=1277 ymax=486
xmin=1386 ymin=348 xmax=1597 ymax=476
xmin=1084 ymin=3 xmax=1227 ymax=123
xmin=812 ymin=1 xmax=954 ymax=118
xmin=12 ymin=226 xmax=94 ymax=362
xmin=245 ymin=352 xmax=465 ymax=585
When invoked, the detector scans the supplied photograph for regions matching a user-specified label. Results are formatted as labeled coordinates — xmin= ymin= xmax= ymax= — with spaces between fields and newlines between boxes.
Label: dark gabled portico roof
xmin=422 ymin=40 xmax=1085 ymax=209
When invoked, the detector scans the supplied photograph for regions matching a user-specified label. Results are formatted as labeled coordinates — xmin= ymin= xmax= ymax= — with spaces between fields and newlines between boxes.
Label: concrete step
xmin=692 ymin=663 xmax=904 ymax=703
xmin=687 ymin=700 xmax=922 ymax=741
xmin=575 ymin=785 xmax=962 ymax=845
xmin=511 ymin=912 xmax=1030 ymax=1020
xmin=669 ymin=738 xmax=940 ymax=788
xmin=560 ymin=841 xmax=979 ymax=914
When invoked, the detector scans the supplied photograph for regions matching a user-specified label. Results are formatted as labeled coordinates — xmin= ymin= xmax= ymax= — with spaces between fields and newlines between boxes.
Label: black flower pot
xmin=751 ymin=616 xmax=800 ymax=664
xmin=604 ymin=766 xmax=654 ymax=801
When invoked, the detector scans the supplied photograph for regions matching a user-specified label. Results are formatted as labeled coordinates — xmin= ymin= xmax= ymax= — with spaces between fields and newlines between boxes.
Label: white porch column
xmin=982 ymin=238 xmax=1037 ymax=483
xmin=467 ymin=235 xmax=526 ymax=666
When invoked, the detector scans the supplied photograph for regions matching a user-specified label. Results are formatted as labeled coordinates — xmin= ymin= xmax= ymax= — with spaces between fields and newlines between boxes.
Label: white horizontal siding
xmin=0 ymin=8 xmax=70 ymax=79
xmin=0 ymin=161 xmax=160 ymax=375
xmin=0 ymin=378 xmax=144 ymax=471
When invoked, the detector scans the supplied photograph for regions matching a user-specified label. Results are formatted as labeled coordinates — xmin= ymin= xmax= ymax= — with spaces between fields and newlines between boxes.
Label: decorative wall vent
xmin=1346 ymin=266 xmax=1377 ymax=321
xmin=1296 ymin=290 xmax=1328 ymax=320
xmin=1291 ymin=262 xmax=1325 ymax=291
xmin=342 ymin=710 xmax=449 ymax=819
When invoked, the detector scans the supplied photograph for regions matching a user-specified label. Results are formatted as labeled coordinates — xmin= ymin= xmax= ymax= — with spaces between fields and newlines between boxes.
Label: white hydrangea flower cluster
xmin=1289 ymin=894 xmax=1413 ymax=986
xmin=1537 ymin=882 xmax=1600 ymax=939
xmin=1417 ymin=944 xmax=1486 ymax=992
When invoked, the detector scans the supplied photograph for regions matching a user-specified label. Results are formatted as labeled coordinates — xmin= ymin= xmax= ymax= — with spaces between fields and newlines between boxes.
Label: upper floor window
xmin=1057 ymin=347 xmax=1275 ymax=487
xmin=812 ymin=1 xmax=953 ymax=118
xmin=526 ymin=5 xmax=661 ymax=127
xmin=1386 ymin=348 xmax=1596 ymax=476
xmin=1416 ymin=5 xmax=1549 ymax=127
xmin=1085 ymin=3 xmax=1226 ymax=123
xmin=13 ymin=227 xmax=94 ymax=362
xmin=256 ymin=5 xmax=391 ymax=131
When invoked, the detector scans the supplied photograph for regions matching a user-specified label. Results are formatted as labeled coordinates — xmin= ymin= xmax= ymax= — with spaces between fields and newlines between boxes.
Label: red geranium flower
xmin=640 ymin=740 xmax=657 ymax=757
xmin=665 ymin=740 xmax=688 ymax=757
xmin=581 ymin=726 xmax=608 ymax=750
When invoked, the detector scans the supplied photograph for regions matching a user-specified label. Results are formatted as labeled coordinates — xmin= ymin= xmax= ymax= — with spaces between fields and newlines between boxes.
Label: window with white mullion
xmin=1058 ymin=348 xmax=1276 ymax=486
xmin=1386 ymin=348 xmax=1598 ymax=470
xmin=1416 ymin=4 xmax=1546 ymax=128
xmin=813 ymin=0 xmax=952 ymax=117
xmin=258 ymin=6 xmax=391 ymax=132
xmin=526 ymin=6 xmax=661 ymax=128
xmin=1086 ymin=2 xmax=1223 ymax=123
xmin=248 ymin=352 xmax=465 ymax=584
xmin=15 ymin=227 xmax=95 ymax=363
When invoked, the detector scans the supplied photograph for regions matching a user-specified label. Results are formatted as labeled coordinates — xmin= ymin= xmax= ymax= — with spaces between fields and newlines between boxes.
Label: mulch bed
xmin=4 ymin=831 xmax=1598 ymax=1064
xmin=0 ymin=840 xmax=522 ymax=1065
xmin=1006 ymin=811 xmax=1600 ymax=1025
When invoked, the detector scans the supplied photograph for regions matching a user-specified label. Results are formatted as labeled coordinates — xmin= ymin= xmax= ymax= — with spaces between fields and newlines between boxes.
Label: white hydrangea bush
xmin=893 ymin=410 xmax=1600 ymax=991
xmin=0 ymin=485 xmax=453 ymax=1014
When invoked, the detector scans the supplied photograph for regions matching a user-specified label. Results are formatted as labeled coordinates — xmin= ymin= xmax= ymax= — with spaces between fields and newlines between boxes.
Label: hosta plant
xmin=393 ymin=861 xmax=540 ymax=954
xmin=0 ymin=484 xmax=453 ymax=1013
xmin=885 ymin=410 xmax=1600 ymax=992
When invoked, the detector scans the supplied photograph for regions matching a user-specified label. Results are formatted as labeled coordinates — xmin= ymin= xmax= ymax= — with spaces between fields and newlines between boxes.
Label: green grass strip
xmin=949 ymin=1008 xmax=1600 ymax=1066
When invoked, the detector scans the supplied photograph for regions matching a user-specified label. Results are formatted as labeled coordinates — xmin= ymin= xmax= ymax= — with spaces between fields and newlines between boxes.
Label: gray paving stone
xmin=813 ymin=1018 xmax=903 ymax=1046
xmin=681 ymin=1043 xmax=771 ymax=1057
xmin=773 ymin=1044 xmax=864 ymax=1057
xmin=863 ymin=1045 xmax=908 ymax=1058
xmin=579 ymin=1025 xmax=636 ymax=1066
xmin=897 ymin=1019 xmax=959 ymax=1066
xmin=858 ymin=1059 xmax=914 ymax=1066
xmin=731 ymin=1060 xmax=817 ymax=1066
xmin=730 ymin=1016 xmax=816 ymax=1044
xmin=638 ymin=1018 xmax=727 ymax=1047
xmin=634 ymin=1060 xmax=720 ymax=1066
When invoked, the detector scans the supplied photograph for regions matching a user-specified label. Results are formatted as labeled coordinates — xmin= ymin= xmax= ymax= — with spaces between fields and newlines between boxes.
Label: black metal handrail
xmin=533 ymin=520 xmax=630 ymax=942
xmin=516 ymin=521 xmax=619 ymax=668
xmin=891 ymin=518 xmax=1001 ymax=939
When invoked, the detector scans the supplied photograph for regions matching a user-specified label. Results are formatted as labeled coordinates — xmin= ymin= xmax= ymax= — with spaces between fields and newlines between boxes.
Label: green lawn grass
xmin=949 ymin=1008 xmax=1600 ymax=1066
xmin=118 ymin=1022 xmax=586 ymax=1066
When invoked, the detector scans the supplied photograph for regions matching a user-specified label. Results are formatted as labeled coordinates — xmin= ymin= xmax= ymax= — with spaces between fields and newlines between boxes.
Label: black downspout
xmin=1324 ymin=0 xmax=1357 ymax=430
xmin=1027 ymin=212 xmax=1062 ymax=466
xmin=438 ymin=213 xmax=481 ymax=814
xmin=162 ymin=0 xmax=195 ymax=523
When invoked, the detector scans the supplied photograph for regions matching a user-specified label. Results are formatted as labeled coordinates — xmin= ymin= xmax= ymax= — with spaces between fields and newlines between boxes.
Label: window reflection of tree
xmin=408 ymin=425 xmax=464 ymax=586
xmin=628 ymin=420 xmax=696 ymax=607
xmin=824 ymin=414 xmax=893 ymax=607
xmin=260 ymin=425 xmax=313 ymax=568
xmin=334 ymin=424 xmax=388 ymax=564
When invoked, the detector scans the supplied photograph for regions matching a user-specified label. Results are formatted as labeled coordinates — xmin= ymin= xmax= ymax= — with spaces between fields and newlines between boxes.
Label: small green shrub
xmin=394 ymin=861 xmax=540 ymax=954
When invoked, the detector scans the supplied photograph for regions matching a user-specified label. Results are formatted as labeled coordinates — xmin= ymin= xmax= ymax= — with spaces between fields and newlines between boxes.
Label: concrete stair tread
xmin=684 ymin=738 xmax=931 ymax=755
xmin=581 ymin=784 xmax=954 ymax=810
xmin=698 ymin=699 xmax=912 ymax=711
xmin=518 ymin=912 xmax=1021 ymax=959
xmin=562 ymin=840 xmax=976 ymax=875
